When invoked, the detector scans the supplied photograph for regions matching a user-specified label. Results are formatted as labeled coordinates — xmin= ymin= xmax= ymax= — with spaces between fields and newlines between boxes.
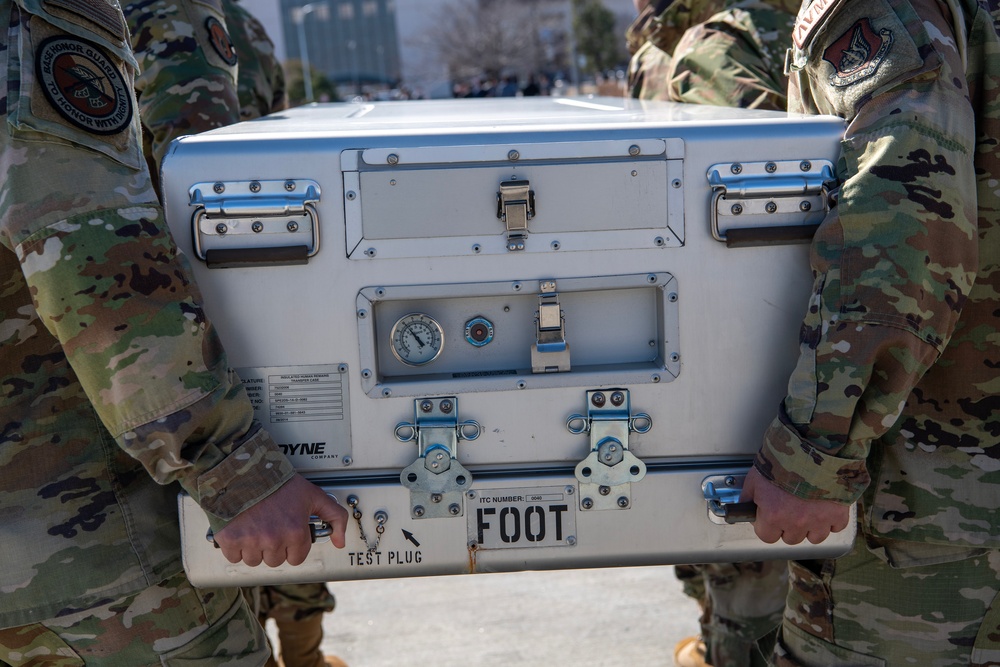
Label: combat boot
xmin=674 ymin=636 xmax=710 ymax=667
xmin=274 ymin=613 xmax=348 ymax=667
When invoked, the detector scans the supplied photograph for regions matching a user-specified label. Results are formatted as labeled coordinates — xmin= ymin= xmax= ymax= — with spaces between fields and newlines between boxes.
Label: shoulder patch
xmin=822 ymin=18 xmax=893 ymax=86
xmin=205 ymin=16 xmax=238 ymax=66
xmin=35 ymin=36 xmax=133 ymax=135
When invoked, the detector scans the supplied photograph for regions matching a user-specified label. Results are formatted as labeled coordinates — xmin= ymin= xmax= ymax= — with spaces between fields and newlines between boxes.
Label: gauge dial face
xmin=389 ymin=313 xmax=444 ymax=366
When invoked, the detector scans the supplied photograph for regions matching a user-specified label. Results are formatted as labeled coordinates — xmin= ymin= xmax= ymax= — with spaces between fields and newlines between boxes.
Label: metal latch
xmin=707 ymin=160 xmax=835 ymax=246
xmin=496 ymin=179 xmax=535 ymax=251
xmin=189 ymin=179 xmax=321 ymax=267
xmin=531 ymin=280 xmax=571 ymax=373
xmin=702 ymin=473 xmax=757 ymax=524
xmin=395 ymin=397 xmax=482 ymax=519
xmin=566 ymin=389 xmax=651 ymax=511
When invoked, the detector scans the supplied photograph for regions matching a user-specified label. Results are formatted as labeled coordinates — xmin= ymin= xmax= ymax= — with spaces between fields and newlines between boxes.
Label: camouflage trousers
xmin=676 ymin=560 xmax=788 ymax=667
xmin=244 ymin=584 xmax=336 ymax=667
xmin=775 ymin=533 xmax=1000 ymax=666
xmin=0 ymin=571 xmax=269 ymax=666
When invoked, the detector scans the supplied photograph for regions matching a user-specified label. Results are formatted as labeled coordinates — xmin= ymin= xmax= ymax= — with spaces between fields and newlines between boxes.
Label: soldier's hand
xmin=213 ymin=474 xmax=348 ymax=567
xmin=741 ymin=466 xmax=850 ymax=545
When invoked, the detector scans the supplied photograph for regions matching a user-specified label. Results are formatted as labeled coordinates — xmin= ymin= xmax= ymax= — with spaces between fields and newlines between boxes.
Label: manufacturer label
xmin=468 ymin=486 xmax=577 ymax=550
xmin=236 ymin=364 xmax=352 ymax=470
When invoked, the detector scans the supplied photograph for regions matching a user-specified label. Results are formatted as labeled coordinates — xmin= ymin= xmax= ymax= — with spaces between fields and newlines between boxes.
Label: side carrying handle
xmin=702 ymin=475 xmax=756 ymax=524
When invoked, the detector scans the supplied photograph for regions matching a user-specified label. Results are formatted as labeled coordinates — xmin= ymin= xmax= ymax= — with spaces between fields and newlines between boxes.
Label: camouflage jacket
xmin=628 ymin=0 xmax=797 ymax=107
xmin=755 ymin=0 xmax=1000 ymax=558
xmin=123 ymin=0 xmax=241 ymax=187
xmin=0 ymin=0 xmax=293 ymax=627
xmin=223 ymin=0 xmax=286 ymax=120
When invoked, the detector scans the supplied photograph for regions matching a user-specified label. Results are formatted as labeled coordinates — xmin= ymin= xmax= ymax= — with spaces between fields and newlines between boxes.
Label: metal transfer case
xmin=162 ymin=97 xmax=855 ymax=587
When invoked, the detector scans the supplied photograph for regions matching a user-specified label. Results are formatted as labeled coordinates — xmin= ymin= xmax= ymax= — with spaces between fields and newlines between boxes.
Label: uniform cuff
xmin=755 ymin=412 xmax=869 ymax=505
xmin=195 ymin=424 xmax=296 ymax=527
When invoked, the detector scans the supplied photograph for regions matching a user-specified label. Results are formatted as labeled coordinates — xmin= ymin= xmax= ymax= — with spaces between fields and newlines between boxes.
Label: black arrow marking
xmin=402 ymin=529 xmax=420 ymax=547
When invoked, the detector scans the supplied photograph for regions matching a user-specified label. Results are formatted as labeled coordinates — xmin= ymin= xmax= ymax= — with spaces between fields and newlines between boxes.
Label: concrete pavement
xmin=310 ymin=565 xmax=701 ymax=666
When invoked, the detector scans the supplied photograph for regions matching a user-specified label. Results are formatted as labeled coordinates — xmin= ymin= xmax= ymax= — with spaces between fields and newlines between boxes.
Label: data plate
xmin=467 ymin=486 xmax=578 ymax=550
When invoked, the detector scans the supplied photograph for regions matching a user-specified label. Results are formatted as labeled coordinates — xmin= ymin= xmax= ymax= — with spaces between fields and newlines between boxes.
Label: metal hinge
xmin=496 ymin=179 xmax=535 ymax=251
xmin=188 ymin=179 xmax=321 ymax=265
xmin=566 ymin=389 xmax=651 ymax=511
xmin=531 ymin=280 xmax=570 ymax=373
xmin=707 ymin=160 xmax=835 ymax=246
xmin=395 ymin=397 xmax=481 ymax=519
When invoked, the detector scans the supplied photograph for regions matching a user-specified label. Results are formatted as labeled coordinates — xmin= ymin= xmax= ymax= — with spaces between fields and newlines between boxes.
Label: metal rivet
xmin=251 ymin=221 xmax=263 ymax=233
xmin=346 ymin=191 xmax=357 ymax=201
xmin=765 ymin=201 xmax=778 ymax=214
xmin=731 ymin=203 xmax=744 ymax=215
xmin=213 ymin=182 xmax=225 ymax=194
xmin=730 ymin=163 xmax=743 ymax=175
xmin=800 ymin=201 xmax=812 ymax=212
xmin=671 ymin=179 xmax=682 ymax=189
xmin=357 ymin=309 xmax=368 ymax=319
xmin=647 ymin=274 xmax=657 ymax=284
xmin=472 ymin=243 xmax=482 ymax=254
xmin=631 ymin=170 xmax=638 ymax=177
xmin=551 ymin=240 xmax=561 ymax=250
xmin=382 ymin=388 xmax=392 ymax=397
xmin=389 ymin=179 xmax=397 ymax=186
xmin=342 ymin=456 xmax=353 ymax=467
xmin=800 ymin=160 xmax=812 ymax=172
xmin=765 ymin=162 xmax=777 ymax=173
xmin=249 ymin=181 xmax=261 ymax=193
xmin=654 ymin=236 xmax=666 ymax=247
xmin=651 ymin=374 xmax=661 ymax=383
xmin=567 ymin=536 xmax=577 ymax=545
xmin=670 ymin=352 xmax=681 ymax=362
xmin=508 ymin=150 xmax=520 ymax=161
xmin=387 ymin=154 xmax=399 ymax=165
xmin=516 ymin=380 xmax=527 ymax=389
xmin=338 ymin=364 xmax=348 ymax=373
xmin=365 ymin=247 xmax=376 ymax=257
xmin=628 ymin=144 xmax=640 ymax=156
xmin=361 ymin=369 xmax=372 ymax=378
xmin=512 ymin=282 xmax=522 ymax=291
xmin=284 ymin=180 xmax=296 ymax=192
xmin=287 ymin=221 xmax=299 ymax=232
xmin=565 ymin=486 xmax=575 ymax=495
xmin=347 ymin=495 xmax=359 ymax=507
xmin=668 ymin=292 xmax=678 ymax=302
xmin=215 ymin=223 xmax=228 ymax=235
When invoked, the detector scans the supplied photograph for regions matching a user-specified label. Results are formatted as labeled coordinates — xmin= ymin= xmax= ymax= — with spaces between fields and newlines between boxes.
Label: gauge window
xmin=390 ymin=313 xmax=445 ymax=366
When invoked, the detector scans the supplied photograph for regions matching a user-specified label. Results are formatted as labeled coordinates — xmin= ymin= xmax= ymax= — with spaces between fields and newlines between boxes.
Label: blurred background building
xmin=237 ymin=0 xmax=637 ymax=101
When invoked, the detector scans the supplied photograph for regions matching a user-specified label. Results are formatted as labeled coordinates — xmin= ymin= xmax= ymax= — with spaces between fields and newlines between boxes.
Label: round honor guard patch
xmin=206 ymin=16 xmax=238 ymax=66
xmin=36 ymin=36 xmax=132 ymax=135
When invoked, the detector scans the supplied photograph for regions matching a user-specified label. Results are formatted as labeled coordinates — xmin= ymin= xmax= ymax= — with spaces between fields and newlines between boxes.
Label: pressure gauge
xmin=389 ymin=313 xmax=444 ymax=366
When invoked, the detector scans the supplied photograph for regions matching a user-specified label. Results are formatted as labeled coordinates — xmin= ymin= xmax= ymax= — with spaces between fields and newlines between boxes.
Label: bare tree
xmin=420 ymin=0 xmax=539 ymax=82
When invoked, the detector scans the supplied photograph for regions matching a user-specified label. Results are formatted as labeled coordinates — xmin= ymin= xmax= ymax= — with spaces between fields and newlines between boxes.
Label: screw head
xmin=628 ymin=144 xmax=640 ymax=156
xmin=287 ymin=221 xmax=299 ymax=232
xmin=617 ymin=496 xmax=630 ymax=508
xmin=284 ymin=180 xmax=296 ymax=191
xmin=440 ymin=399 xmax=453 ymax=414
xmin=599 ymin=485 xmax=611 ymax=496
xmin=731 ymin=203 xmax=744 ymax=215
xmin=610 ymin=391 xmax=625 ymax=406
xmin=730 ymin=163 xmax=743 ymax=175
xmin=765 ymin=201 xmax=778 ymax=214
xmin=448 ymin=503 xmax=461 ymax=516
xmin=249 ymin=181 xmax=261 ymax=193
xmin=413 ymin=505 xmax=425 ymax=517
xmin=431 ymin=493 xmax=443 ymax=503
xmin=420 ymin=400 xmax=434 ymax=413
xmin=581 ymin=498 xmax=594 ymax=510
xmin=800 ymin=201 xmax=812 ymax=212
xmin=215 ymin=223 xmax=228 ymax=235
xmin=591 ymin=392 xmax=606 ymax=408
xmin=800 ymin=160 xmax=812 ymax=172
xmin=213 ymin=182 xmax=225 ymax=194
xmin=387 ymin=154 xmax=399 ymax=165
xmin=508 ymin=149 xmax=520 ymax=161
xmin=251 ymin=221 xmax=263 ymax=233
xmin=765 ymin=161 xmax=777 ymax=173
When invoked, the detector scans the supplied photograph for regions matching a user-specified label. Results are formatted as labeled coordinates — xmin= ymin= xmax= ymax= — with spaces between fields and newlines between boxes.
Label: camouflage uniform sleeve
xmin=666 ymin=5 xmax=792 ymax=110
xmin=16 ymin=210 xmax=295 ymax=529
xmin=124 ymin=0 xmax=241 ymax=174
xmin=754 ymin=0 xmax=978 ymax=503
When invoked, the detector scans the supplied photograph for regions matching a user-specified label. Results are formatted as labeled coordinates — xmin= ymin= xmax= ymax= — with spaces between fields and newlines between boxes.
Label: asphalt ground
xmin=302 ymin=565 xmax=701 ymax=667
